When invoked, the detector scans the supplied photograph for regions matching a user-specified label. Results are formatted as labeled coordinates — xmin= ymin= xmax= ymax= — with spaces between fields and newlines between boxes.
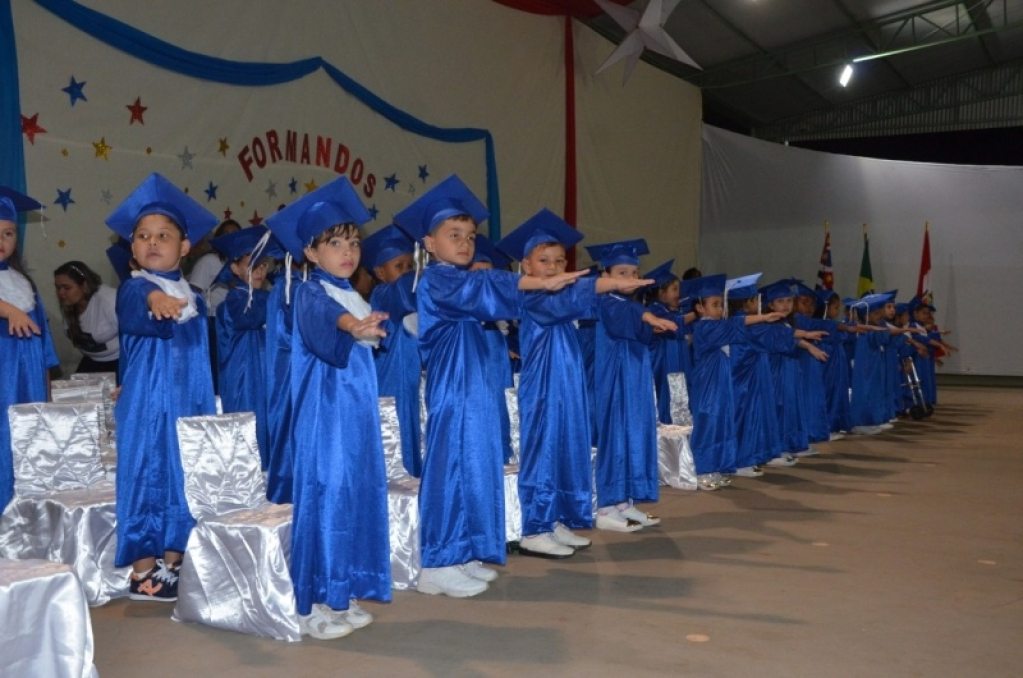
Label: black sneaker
xmin=128 ymin=563 xmax=178 ymax=602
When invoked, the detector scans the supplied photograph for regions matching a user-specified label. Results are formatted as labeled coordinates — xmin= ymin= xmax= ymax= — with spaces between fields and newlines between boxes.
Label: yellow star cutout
xmin=240 ymin=201 xmax=245 ymax=208
xmin=61 ymin=148 xmax=69 ymax=157
xmin=92 ymin=136 xmax=112 ymax=160
xmin=304 ymin=179 xmax=319 ymax=193
xmin=58 ymin=239 xmax=67 ymax=248
xmin=218 ymin=138 xmax=230 ymax=156
xmin=146 ymin=147 xmax=152 ymax=155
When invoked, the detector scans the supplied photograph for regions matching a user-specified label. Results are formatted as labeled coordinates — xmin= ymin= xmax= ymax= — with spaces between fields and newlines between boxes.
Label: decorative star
xmin=58 ymin=239 xmax=67 ymax=249
xmin=177 ymin=146 xmax=195 ymax=170
xmin=240 ymin=200 xmax=246 ymax=208
xmin=55 ymin=188 xmax=75 ymax=211
xmin=92 ymin=136 xmax=112 ymax=160
xmin=21 ymin=113 xmax=46 ymax=144
xmin=126 ymin=97 xmax=147 ymax=125
xmin=224 ymin=208 xmax=233 ymax=220
xmin=146 ymin=147 xmax=152 ymax=155
xmin=407 ymin=183 xmax=416 ymax=196
xmin=101 ymin=189 xmax=113 ymax=205
xmin=62 ymin=76 xmax=88 ymax=107
xmin=218 ymin=138 xmax=230 ymax=156
xmin=384 ymin=173 xmax=399 ymax=191
xmin=304 ymin=179 xmax=318 ymax=193
xmin=249 ymin=211 xmax=263 ymax=226
xmin=205 ymin=181 xmax=218 ymax=202
xmin=418 ymin=165 xmax=429 ymax=183
xmin=61 ymin=149 xmax=69 ymax=157
xmin=288 ymin=177 xmax=298 ymax=194
xmin=265 ymin=180 xmax=277 ymax=200
xmin=594 ymin=0 xmax=699 ymax=84
xmin=368 ymin=204 xmax=379 ymax=221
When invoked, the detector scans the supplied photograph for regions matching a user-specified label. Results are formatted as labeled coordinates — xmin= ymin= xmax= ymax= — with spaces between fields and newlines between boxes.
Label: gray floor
xmin=91 ymin=386 xmax=1023 ymax=678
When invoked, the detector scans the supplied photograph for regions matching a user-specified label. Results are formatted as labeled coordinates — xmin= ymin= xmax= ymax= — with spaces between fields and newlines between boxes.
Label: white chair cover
xmin=0 ymin=558 xmax=98 ymax=678
xmin=172 ymin=412 xmax=301 ymax=642
xmin=51 ymin=378 xmax=116 ymax=476
xmin=0 ymin=403 xmax=128 ymax=606
xmin=379 ymin=397 xmax=414 ymax=482
xmin=668 ymin=371 xmax=694 ymax=427
xmin=505 ymin=387 xmax=520 ymax=466
xmin=657 ymin=424 xmax=698 ymax=490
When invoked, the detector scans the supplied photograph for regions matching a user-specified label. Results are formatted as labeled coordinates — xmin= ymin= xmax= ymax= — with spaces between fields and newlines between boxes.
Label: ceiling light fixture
xmin=839 ymin=63 xmax=854 ymax=87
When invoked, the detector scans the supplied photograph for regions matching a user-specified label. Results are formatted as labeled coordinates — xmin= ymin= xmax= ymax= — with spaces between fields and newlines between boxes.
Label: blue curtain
xmin=1 ymin=0 xmax=29 ymax=244
xmin=20 ymin=0 xmax=502 ymax=238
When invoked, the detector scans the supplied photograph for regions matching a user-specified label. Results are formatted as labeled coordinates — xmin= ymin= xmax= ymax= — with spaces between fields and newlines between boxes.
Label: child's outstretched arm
xmin=594 ymin=278 xmax=656 ymax=295
xmin=518 ymin=269 xmax=588 ymax=292
xmin=0 ymin=299 xmax=41 ymax=337
xmin=147 ymin=290 xmax=188 ymax=321
xmin=641 ymin=312 xmax=678 ymax=333
xmin=338 ymin=311 xmax=389 ymax=342
xmin=798 ymin=339 xmax=829 ymax=362
xmin=794 ymin=328 xmax=828 ymax=341
xmin=745 ymin=311 xmax=785 ymax=325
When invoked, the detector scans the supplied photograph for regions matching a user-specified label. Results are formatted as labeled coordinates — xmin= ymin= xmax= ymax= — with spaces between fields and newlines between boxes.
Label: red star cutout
xmin=126 ymin=97 xmax=148 ymax=125
xmin=223 ymin=208 xmax=233 ymax=220
xmin=249 ymin=211 xmax=263 ymax=226
xmin=21 ymin=113 xmax=46 ymax=144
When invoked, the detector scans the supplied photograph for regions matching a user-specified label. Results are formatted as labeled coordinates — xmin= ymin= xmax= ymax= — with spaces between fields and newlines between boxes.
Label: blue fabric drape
xmin=24 ymin=0 xmax=502 ymax=239
xmin=1 ymin=0 xmax=29 ymax=244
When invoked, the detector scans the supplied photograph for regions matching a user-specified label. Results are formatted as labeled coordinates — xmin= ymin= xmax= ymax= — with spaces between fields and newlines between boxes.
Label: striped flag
xmin=856 ymin=225 xmax=874 ymax=297
xmin=917 ymin=222 xmax=932 ymax=305
xmin=815 ymin=224 xmax=834 ymax=291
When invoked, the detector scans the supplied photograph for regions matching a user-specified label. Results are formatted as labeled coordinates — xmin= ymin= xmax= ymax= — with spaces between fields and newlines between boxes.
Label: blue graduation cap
xmin=105 ymin=173 xmax=218 ymax=243
xmin=643 ymin=259 xmax=678 ymax=288
xmin=105 ymin=240 xmax=134 ymax=283
xmin=472 ymin=234 xmax=511 ymax=269
xmin=584 ymin=238 xmax=649 ymax=270
xmin=792 ymin=279 xmax=816 ymax=298
xmin=362 ymin=225 xmax=414 ymax=271
xmin=261 ymin=234 xmax=288 ymax=261
xmin=881 ymin=289 xmax=898 ymax=303
xmin=209 ymin=225 xmax=269 ymax=262
xmin=264 ymin=176 xmax=371 ymax=259
xmin=393 ymin=174 xmax=488 ymax=242
xmin=725 ymin=272 xmax=762 ymax=300
xmin=860 ymin=292 xmax=894 ymax=311
xmin=497 ymin=208 xmax=583 ymax=262
xmin=760 ymin=279 xmax=796 ymax=302
xmin=908 ymin=295 xmax=935 ymax=313
xmin=681 ymin=273 xmax=726 ymax=300
xmin=0 ymin=186 xmax=42 ymax=222
xmin=895 ymin=302 xmax=909 ymax=315
xmin=815 ymin=288 xmax=838 ymax=310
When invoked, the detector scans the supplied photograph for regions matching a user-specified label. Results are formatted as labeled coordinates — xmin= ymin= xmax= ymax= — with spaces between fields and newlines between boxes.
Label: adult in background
xmin=187 ymin=219 xmax=240 ymax=391
xmin=53 ymin=260 xmax=120 ymax=375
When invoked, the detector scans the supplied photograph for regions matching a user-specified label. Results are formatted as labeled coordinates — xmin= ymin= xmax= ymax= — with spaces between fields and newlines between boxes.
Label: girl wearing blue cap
xmin=264 ymin=176 xmax=392 ymax=639
xmin=848 ymin=294 xmax=896 ymax=434
xmin=644 ymin=259 xmax=694 ymax=425
xmin=792 ymin=282 xmax=834 ymax=452
xmin=104 ymin=173 xmax=219 ymax=602
xmin=0 ymin=188 xmax=59 ymax=513
xmin=815 ymin=290 xmax=855 ymax=436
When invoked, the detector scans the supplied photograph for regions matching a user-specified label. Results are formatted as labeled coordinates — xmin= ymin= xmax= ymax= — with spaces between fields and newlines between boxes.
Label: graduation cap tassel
xmin=245 ymin=229 xmax=274 ymax=313
xmin=284 ymin=252 xmax=294 ymax=306
xmin=411 ymin=241 xmax=423 ymax=293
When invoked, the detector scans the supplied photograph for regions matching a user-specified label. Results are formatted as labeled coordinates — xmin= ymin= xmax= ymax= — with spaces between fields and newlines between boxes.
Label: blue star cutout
xmin=55 ymin=188 xmax=75 ymax=212
xmin=62 ymin=76 xmax=87 ymax=107
xmin=205 ymin=181 xmax=218 ymax=202
xmin=288 ymin=177 xmax=298 ymax=194
xmin=368 ymin=204 xmax=379 ymax=221
xmin=384 ymin=173 xmax=399 ymax=192
xmin=418 ymin=165 xmax=429 ymax=182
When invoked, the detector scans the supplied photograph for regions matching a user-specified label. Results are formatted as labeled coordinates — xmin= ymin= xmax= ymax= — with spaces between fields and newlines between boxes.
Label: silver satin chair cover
xmin=504 ymin=465 xmax=523 ymax=542
xmin=667 ymin=371 xmax=694 ymax=427
xmin=505 ymin=387 xmax=520 ymax=466
xmin=379 ymin=396 xmax=423 ymax=589
xmin=51 ymin=378 xmax=116 ymax=477
xmin=0 ymin=403 xmax=128 ymax=606
xmin=172 ymin=412 xmax=301 ymax=642
xmin=0 ymin=558 xmax=99 ymax=678
xmin=657 ymin=424 xmax=698 ymax=490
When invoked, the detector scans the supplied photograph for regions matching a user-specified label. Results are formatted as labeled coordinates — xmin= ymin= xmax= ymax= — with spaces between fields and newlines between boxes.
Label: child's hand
xmin=542 ymin=270 xmax=588 ymax=291
xmin=642 ymin=312 xmax=678 ymax=333
xmin=5 ymin=308 xmax=41 ymax=338
xmin=342 ymin=311 xmax=389 ymax=342
xmin=616 ymin=278 xmax=655 ymax=295
xmin=798 ymin=329 xmax=828 ymax=341
xmin=147 ymin=290 xmax=188 ymax=321
xmin=808 ymin=345 xmax=829 ymax=362
xmin=761 ymin=311 xmax=786 ymax=323
xmin=509 ymin=350 xmax=521 ymax=361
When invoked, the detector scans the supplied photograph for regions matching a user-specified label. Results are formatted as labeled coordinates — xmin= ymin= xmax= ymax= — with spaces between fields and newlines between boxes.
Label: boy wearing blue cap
xmin=814 ymin=290 xmax=855 ymax=436
xmin=363 ymin=225 xmax=422 ymax=478
xmin=105 ymin=173 xmax=219 ymax=602
xmin=0 ymin=188 xmax=59 ymax=513
xmin=792 ymin=282 xmax=833 ymax=452
xmin=211 ymin=226 xmax=272 ymax=468
xmin=848 ymin=293 xmax=896 ymax=434
xmin=497 ymin=209 xmax=653 ymax=557
xmin=394 ymin=176 xmax=586 ymax=596
xmin=644 ymin=260 xmax=694 ymax=425
xmin=585 ymin=239 xmax=677 ymax=531
xmin=264 ymin=176 xmax=392 ymax=639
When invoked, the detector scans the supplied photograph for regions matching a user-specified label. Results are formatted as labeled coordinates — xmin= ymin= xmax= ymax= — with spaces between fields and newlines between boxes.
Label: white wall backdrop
xmin=700 ymin=124 xmax=1023 ymax=377
xmin=12 ymin=0 xmax=702 ymax=371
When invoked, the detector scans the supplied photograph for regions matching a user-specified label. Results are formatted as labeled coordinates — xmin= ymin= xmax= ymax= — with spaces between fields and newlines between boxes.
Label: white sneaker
xmin=519 ymin=532 xmax=575 ymax=559
xmin=553 ymin=522 xmax=592 ymax=550
xmin=829 ymin=432 xmax=846 ymax=441
xmin=341 ymin=599 xmax=373 ymax=629
xmin=697 ymin=473 xmax=723 ymax=490
xmin=734 ymin=465 xmax=764 ymax=477
xmin=300 ymin=604 xmax=354 ymax=640
xmin=794 ymin=447 xmax=820 ymax=458
xmin=620 ymin=504 xmax=661 ymax=527
xmin=460 ymin=560 xmax=499 ymax=582
xmin=595 ymin=507 xmax=642 ymax=532
xmin=850 ymin=425 xmax=883 ymax=436
xmin=417 ymin=566 xmax=489 ymax=597
xmin=766 ymin=453 xmax=798 ymax=467
xmin=880 ymin=422 xmax=895 ymax=430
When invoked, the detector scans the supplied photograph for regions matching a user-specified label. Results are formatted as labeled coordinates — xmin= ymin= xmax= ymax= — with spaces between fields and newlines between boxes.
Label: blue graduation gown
xmin=795 ymin=315 xmax=831 ymax=443
xmin=517 ymin=279 xmax=599 ymax=536
xmin=690 ymin=316 xmax=748 ymax=475
xmin=594 ymin=294 xmax=658 ymax=507
xmin=768 ymin=323 xmax=809 ymax=454
xmin=417 ymin=263 xmax=521 ymax=568
xmin=481 ymin=321 xmax=514 ymax=463
xmin=371 ymin=271 xmax=423 ymax=478
xmin=215 ymin=281 xmax=269 ymax=468
xmin=648 ymin=301 xmax=687 ymax=425
xmin=577 ymin=318 xmax=598 ymax=446
xmin=265 ymin=269 xmax=303 ymax=504
xmin=821 ymin=321 xmax=852 ymax=433
xmin=0 ymin=278 xmax=59 ymax=511
xmin=730 ymin=319 xmax=796 ymax=469
xmin=114 ymin=272 xmax=215 ymax=566
xmin=289 ymin=270 xmax=391 ymax=614
xmin=849 ymin=328 xmax=891 ymax=426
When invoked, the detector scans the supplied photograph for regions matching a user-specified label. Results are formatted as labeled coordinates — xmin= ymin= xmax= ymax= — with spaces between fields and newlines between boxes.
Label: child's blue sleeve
xmin=224 ymin=288 xmax=269 ymax=332
xmin=116 ymin=277 xmax=175 ymax=339
xmin=31 ymin=292 xmax=60 ymax=369
xmin=693 ymin=316 xmax=748 ymax=357
xmin=748 ymin=322 xmax=798 ymax=354
xmin=372 ymin=271 xmax=417 ymax=318
xmin=294 ymin=283 xmax=356 ymax=369
xmin=599 ymin=295 xmax=653 ymax=344
xmin=428 ymin=267 xmax=521 ymax=322
xmin=523 ymin=278 xmax=598 ymax=326
xmin=649 ymin=303 xmax=687 ymax=339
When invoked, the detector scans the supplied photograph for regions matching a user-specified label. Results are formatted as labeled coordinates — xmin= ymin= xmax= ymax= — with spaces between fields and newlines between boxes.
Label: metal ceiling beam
xmin=752 ymin=58 xmax=1023 ymax=141
xmin=687 ymin=0 xmax=1023 ymax=90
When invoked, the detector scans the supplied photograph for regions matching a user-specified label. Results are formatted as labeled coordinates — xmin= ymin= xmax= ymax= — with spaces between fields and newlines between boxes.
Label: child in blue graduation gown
xmin=848 ymin=294 xmax=894 ymax=433
xmin=0 ymin=189 xmax=59 ymax=512
xmin=394 ymin=177 xmax=587 ymax=598
xmin=104 ymin=174 xmax=218 ymax=602
xmin=816 ymin=290 xmax=854 ymax=435
xmin=498 ymin=210 xmax=652 ymax=558
xmin=645 ymin=260 xmax=692 ymax=425
xmin=363 ymin=226 xmax=422 ymax=478
xmin=586 ymin=240 xmax=677 ymax=532
xmin=211 ymin=226 xmax=271 ymax=468
xmin=265 ymin=177 xmax=391 ymax=639
xmin=793 ymin=282 xmax=832 ymax=449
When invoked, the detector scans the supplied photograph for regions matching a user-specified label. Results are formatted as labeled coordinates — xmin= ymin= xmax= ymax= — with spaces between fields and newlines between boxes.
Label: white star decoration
xmin=265 ymin=180 xmax=277 ymax=200
xmin=177 ymin=146 xmax=195 ymax=170
xmin=594 ymin=0 xmax=700 ymax=84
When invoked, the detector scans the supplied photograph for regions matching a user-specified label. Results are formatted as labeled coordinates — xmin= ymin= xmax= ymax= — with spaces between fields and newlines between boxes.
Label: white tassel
xmin=245 ymin=230 xmax=274 ymax=313
xmin=411 ymin=241 xmax=423 ymax=293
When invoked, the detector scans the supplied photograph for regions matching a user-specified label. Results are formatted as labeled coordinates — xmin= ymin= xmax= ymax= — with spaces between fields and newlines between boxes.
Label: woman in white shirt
xmin=186 ymin=219 xmax=240 ymax=394
xmin=53 ymin=261 xmax=119 ymax=375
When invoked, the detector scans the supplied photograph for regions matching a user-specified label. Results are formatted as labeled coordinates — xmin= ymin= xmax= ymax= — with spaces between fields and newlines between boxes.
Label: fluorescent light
xmin=839 ymin=64 xmax=854 ymax=87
